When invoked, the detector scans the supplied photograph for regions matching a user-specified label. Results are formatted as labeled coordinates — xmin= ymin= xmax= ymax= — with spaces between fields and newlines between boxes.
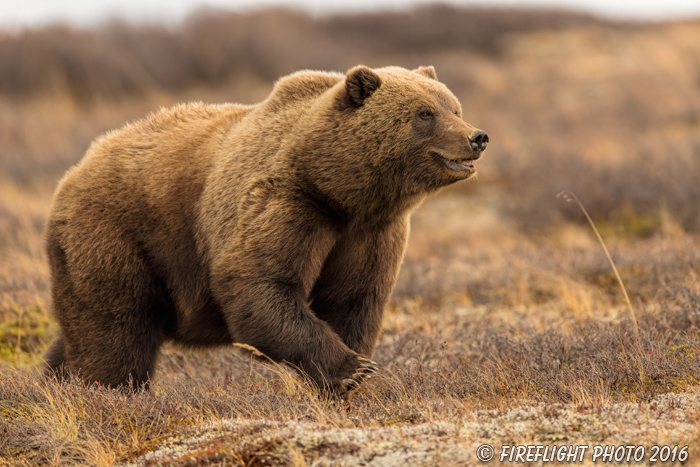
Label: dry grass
xmin=1 ymin=5 xmax=700 ymax=466
xmin=2 ymin=270 xmax=700 ymax=464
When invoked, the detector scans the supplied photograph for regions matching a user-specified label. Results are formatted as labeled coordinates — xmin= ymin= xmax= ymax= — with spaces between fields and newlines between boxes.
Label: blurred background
xmin=1 ymin=0 xmax=699 ymax=364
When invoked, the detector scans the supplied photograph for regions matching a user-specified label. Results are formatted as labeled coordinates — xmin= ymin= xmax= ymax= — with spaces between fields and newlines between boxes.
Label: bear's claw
xmin=338 ymin=355 xmax=378 ymax=394
xmin=342 ymin=378 xmax=359 ymax=391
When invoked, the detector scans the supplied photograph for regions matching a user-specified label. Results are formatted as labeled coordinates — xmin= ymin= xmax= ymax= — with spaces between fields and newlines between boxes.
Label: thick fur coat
xmin=44 ymin=65 xmax=488 ymax=392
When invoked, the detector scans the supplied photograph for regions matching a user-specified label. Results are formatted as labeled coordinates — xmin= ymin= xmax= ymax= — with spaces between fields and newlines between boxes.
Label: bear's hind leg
xmin=59 ymin=278 xmax=165 ymax=390
xmin=48 ymin=222 xmax=166 ymax=390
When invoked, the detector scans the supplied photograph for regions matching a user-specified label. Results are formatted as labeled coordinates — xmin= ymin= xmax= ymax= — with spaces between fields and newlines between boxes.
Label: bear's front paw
xmin=338 ymin=355 xmax=378 ymax=394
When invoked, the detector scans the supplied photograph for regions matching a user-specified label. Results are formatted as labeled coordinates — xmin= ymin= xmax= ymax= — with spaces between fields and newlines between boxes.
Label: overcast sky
xmin=1 ymin=0 xmax=700 ymax=28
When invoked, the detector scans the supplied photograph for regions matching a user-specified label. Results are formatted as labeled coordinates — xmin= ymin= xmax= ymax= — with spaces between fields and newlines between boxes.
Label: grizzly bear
xmin=43 ymin=65 xmax=488 ymax=393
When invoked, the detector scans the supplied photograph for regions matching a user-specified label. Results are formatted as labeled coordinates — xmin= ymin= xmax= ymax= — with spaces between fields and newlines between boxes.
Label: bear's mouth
xmin=430 ymin=151 xmax=476 ymax=173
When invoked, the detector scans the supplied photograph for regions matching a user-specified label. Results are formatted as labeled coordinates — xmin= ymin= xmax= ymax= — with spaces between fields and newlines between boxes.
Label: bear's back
xmin=105 ymin=101 xmax=251 ymax=147
xmin=52 ymin=102 xmax=251 ymax=229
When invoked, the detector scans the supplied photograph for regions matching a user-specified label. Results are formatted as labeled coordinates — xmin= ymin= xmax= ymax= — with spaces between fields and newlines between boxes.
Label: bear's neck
xmin=294 ymin=164 xmax=427 ymax=229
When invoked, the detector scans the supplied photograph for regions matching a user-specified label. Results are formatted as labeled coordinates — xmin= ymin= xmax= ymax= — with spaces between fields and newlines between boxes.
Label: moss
xmin=668 ymin=344 xmax=699 ymax=363
xmin=0 ymin=304 xmax=55 ymax=367
xmin=598 ymin=203 xmax=663 ymax=239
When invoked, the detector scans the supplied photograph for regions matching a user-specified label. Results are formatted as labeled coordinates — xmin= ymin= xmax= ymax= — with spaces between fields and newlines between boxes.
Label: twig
xmin=557 ymin=190 xmax=639 ymax=337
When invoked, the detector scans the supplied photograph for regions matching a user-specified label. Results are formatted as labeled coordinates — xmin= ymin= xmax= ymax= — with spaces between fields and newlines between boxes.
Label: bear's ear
xmin=415 ymin=65 xmax=438 ymax=81
xmin=345 ymin=66 xmax=382 ymax=107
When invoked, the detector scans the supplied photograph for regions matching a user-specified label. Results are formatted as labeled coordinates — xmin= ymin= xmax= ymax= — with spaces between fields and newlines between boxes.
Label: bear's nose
xmin=469 ymin=130 xmax=489 ymax=155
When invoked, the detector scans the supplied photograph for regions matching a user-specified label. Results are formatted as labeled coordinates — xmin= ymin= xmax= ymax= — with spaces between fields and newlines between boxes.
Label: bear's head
xmin=334 ymin=65 xmax=488 ymax=197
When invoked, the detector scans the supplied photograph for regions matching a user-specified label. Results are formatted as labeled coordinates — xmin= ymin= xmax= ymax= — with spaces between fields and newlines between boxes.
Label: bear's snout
xmin=468 ymin=130 xmax=489 ymax=159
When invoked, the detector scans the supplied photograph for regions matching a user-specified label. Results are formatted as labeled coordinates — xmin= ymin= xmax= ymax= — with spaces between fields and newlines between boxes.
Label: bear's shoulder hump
xmin=268 ymin=70 xmax=343 ymax=105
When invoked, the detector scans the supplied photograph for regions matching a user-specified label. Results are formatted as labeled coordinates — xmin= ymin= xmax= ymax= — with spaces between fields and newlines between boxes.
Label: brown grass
xmin=1 ymin=5 xmax=700 ymax=466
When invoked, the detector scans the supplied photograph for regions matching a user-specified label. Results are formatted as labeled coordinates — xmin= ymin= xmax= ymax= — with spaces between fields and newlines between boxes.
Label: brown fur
xmin=44 ymin=65 xmax=487 ymax=391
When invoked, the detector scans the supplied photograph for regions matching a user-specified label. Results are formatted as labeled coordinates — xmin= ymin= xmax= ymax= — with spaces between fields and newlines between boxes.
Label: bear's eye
xmin=419 ymin=110 xmax=433 ymax=120
xmin=454 ymin=110 xmax=459 ymax=116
